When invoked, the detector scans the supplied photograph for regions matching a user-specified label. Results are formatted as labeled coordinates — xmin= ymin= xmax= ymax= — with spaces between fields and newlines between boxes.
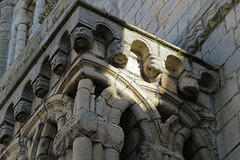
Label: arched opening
xmin=59 ymin=31 xmax=71 ymax=52
xmin=119 ymin=107 xmax=141 ymax=160
xmin=130 ymin=40 xmax=149 ymax=60
xmin=94 ymin=24 xmax=114 ymax=57
xmin=128 ymin=40 xmax=149 ymax=76
xmin=199 ymin=71 xmax=219 ymax=93
xmin=95 ymin=24 xmax=113 ymax=44
xmin=183 ymin=137 xmax=195 ymax=160
xmin=165 ymin=55 xmax=184 ymax=77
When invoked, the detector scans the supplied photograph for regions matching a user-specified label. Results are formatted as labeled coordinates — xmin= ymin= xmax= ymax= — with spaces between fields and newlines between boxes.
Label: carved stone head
xmin=71 ymin=27 xmax=94 ymax=53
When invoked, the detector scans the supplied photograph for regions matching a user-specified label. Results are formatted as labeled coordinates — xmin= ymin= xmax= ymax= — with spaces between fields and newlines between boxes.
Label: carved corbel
xmin=107 ymin=40 xmax=128 ymax=68
xmin=32 ymin=73 xmax=51 ymax=98
xmin=14 ymin=97 xmax=32 ymax=123
xmin=199 ymin=71 xmax=220 ymax=93
xmin=178 ymin=72 xmax=199 ymax=97
xmin=71 ymin=27 xmax=94 ymax=53
xmin=143 ymin=55 xmax=164 ymax=82
xmin=0 ymin=121 xmax=14 ymax=145
xmin=50 ymin=48 xmax=68 ymax=75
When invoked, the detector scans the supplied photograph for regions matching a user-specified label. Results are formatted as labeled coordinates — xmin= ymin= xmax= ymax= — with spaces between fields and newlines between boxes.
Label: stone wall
xmin=0 ymin=0 xmax=239 ymax=159
xmin=89 ymin=1 xmax=240 ymax=159
xmin=86 ymin=0 xmax=209 ymax=44
xmin=197 ymin=2 xmax=240 ymax=160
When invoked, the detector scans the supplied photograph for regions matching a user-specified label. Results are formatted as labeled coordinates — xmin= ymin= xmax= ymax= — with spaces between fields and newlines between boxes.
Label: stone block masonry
xmin=0 ymin=0 xmax=239 ymax=159
xmin=0 ymin=0 xmax=220 ymax=159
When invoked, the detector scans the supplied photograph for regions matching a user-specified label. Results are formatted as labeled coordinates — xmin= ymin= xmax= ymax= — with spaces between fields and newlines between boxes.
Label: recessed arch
xmin=130 ymin=40 xmax=150 ymax=60
xmin=165 ymin=55 xmax=185 ymax=77
xmin=95 ymin=23 xmax=114 ymax=44
xmin=59 ymin=31 xmax=71 ymax=52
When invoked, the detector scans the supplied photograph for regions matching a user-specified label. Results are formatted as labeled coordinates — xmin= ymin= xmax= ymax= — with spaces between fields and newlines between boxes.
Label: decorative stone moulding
xmin=178 ymin=72 xmax=199 ymax=98
xmin=107 ymin=40 xmax=128 ymax=68
xmin=32 ymin=73 xmax=51 ymax=98
xmin=0 ymin=2 xmax=222 ymax=159
xmin=0 ymin=121 xmax=14 ymax=145
xmin=39 ymin=0 xmax=59 ymax=24
xmin=143 ymin=55 xmax=164 ymax=82
xmin=50 ymin=48 xmax=69 ymax=75
xmin=13 ymin=97 xmax=32 ymax=123
xmin=71 ymin=27 xmax=94 ymax=53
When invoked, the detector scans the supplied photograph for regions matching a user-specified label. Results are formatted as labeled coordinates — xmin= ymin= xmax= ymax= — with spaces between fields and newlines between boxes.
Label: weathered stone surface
xmin=215 ymin=74 xmax=238 ymax=112
xmin=13 ymin=98 xmax=32 ymax=123
xmin=0 ymin=122 xmax=14 ymax=145
xmin=0 ymin=0 xmax=230 ymax=159
xmin=209 ymin=30 xmax=236 ymax=66
xmin=178 ymin=73 xmax=199 ymax=97
xmin=71 ymin=27 xmax=94 ymax=53
xmin=50 ymin=49 xmax=69 ymax=75
xmin=223 ymin=47 xmax=240 ymax=79
xmin=32 ymin=74 xmax=50 ymax=98
xmin=234 ymin=25 xmax=240 ymax=46
xmin=225 ymin=144 xmax=240 ymax=160
xmin=217 ymin=116 xmax=240 ymax=159
xmin=201 ymin=22 xmax=227 ymax=56
xmin=216 ymin=94 xmax=240 ymax=131
xmin=73 ymin=137 xmax=92 ymax=160
xmin=225 ymin=9 xmax=236 ymax=32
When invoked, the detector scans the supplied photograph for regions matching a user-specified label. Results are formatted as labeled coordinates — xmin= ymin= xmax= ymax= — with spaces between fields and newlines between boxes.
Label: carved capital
xmin=14 ymin=97 xmax=32 ymax=123
xmin=53 ymin=109 xmax=124 ymax=157
xmin=32 ymin=73 xmax=50 ymax=98
xmin=71 ymin=27 xmax=94 ymax=53
xmin=50 ymin=49 xmax=68 ymax=75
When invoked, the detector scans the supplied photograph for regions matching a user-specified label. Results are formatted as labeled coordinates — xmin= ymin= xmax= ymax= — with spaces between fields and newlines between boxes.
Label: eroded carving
xmin=71 ymin=27 xmax=94 ymax=53
xmin=178 ymin=72 xmax=199 ymax=97
xmin=0 ymin=121 xmax=14 ymax=145
xmin=137 ymin=141 xmax=185 ymax=160
xmin=32 ymin=73 xmax=51 ymax=98
xmin=39 ymin=0 xmax=59 ymax=24
xmin=143 ymin=55 xmax=164 ymax=82
xmin=50 ymin=48 xmax=68 ymax=75
xmin=14 ymin=97 xmax=32 ymax=123
xmin=53 ymin=79 xmax=130 ymax=158
xmin=107 ymin=40 xmax=128 ymax=68
xmin=199 ymin=71 xmax=220 ymax=93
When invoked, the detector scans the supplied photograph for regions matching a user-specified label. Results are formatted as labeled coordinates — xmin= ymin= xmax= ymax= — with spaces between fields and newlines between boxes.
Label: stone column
xmin=32 ymin=0 xmax=46 ymax=34
xmin=105 ymin=148 xmax=119 ymax=160
xmin=74 ymin=79 xmax=93 ymax=113
xmin=14 ymin=0 xmax=30 ymax=59
xmin=15 ymin=22 xmax=28 ymax=59
xmin=73 ymin=137 xmax=92 ymax=160
xmin=0 ymin=0 xmax=14 ymax=76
